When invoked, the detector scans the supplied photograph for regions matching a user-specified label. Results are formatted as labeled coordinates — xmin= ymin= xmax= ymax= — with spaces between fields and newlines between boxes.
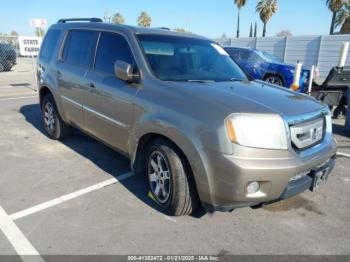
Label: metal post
xmin=308 ymin=65 xmax=315 ymax=95
xmin=339 ymin=42 xmax=349 ymax=68
xmin=31 ymin=55 xmax=37 ymax=92
xmin=291 ymin=61 xmax=302 ymax=90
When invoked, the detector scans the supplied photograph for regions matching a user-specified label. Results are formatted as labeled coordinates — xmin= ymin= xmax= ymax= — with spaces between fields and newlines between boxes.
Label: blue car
xmin=224 ymin=47 xmax=310 ymax=93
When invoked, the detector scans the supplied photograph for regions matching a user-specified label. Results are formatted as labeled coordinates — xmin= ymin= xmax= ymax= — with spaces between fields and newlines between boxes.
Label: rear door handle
xmin=89 ymin=82 xmax=96 ymax=88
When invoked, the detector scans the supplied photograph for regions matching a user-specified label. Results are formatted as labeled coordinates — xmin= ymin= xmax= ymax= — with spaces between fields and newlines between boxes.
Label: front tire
xmin=42 ymin=93 xmax=71 ymax=140
xmin=264 ymin=74 xmax=284 ymax=87
xmin=147 ymin=139 xmax=199 ymax=216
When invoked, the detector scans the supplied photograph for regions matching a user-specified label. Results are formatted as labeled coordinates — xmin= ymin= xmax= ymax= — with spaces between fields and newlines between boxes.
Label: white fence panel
xmin=284 ymin=36 xmax=320 ymax=68
xmin=230 ymin=38 xmax=256 ymax=49
xmin=256 ymin=37 xmax=286 ymax=61
xmin=223 ymin=35 xmax=350 ymax=78
xmin=318 ymin=35 xmax=350 ymax=77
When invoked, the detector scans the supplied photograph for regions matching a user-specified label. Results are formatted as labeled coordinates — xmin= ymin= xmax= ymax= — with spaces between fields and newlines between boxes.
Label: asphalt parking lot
xmin=0 ymin=59 xmax=350 ymax=258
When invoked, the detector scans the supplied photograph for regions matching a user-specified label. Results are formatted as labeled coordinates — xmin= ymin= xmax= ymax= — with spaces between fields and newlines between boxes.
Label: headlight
xmin=225 ymin=114 xmax=288 ymax=150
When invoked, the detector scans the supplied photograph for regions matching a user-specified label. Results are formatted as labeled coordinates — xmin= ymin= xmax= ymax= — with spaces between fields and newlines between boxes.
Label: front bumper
xmin=198 ymin=137 xmax=337 ymax=213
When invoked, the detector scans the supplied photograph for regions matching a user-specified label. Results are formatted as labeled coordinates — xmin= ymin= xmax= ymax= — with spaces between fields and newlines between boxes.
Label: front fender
xmin=128 ymin=113 xmax=215 ymax=205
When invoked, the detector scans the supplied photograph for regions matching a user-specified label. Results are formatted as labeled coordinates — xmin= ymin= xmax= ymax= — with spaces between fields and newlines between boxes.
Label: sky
xmin=0 ymin=0 xmax=333 ymax=38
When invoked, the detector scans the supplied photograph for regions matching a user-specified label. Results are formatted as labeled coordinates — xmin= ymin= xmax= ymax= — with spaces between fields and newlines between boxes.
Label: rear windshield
xmin=137 ymin=34 xmax=247 ymax=82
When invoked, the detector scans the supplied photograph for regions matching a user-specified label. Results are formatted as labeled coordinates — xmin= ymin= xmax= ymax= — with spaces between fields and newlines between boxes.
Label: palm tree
xmin=234 ymin=0 xmax=247 ymax=38
xmin=254 ymin=22 xmax=258 ymax=37
xmin=326 ymin=0 xmax=344 ymax=35
xmin=35 ymin=28 xmax=45 ymax=37
xmin=256 ymin=0 xmax=278 ymax=37
xmin=335 ymin=1 xmax=350 ymax=33
xmin=137 ymin=12 xmax=152 ymax=27
xmin=112 ymin=12 xmax=125 ymax=24
xmin=249 ymin=23 xmax=253 ymax=37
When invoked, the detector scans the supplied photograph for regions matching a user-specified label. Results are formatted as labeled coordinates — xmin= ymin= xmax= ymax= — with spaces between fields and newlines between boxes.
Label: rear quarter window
xmin=62 ymin=30 xmax=98 ymax=68
xmin=39 ymin=29 xmax=62 ymax=61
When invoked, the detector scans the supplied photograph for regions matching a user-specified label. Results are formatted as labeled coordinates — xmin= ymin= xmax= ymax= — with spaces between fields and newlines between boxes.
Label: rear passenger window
xmin=63 ymin=30 xmax=98 ymax=68
xmin=94 ymin=32 xmax=134 ymax=75
xmin=40 ymin=29 xmax=61 ymax=60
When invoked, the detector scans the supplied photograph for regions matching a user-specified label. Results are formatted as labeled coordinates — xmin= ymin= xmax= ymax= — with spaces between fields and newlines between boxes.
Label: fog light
xmin=247 ymin=182 xmax=260 ymax=194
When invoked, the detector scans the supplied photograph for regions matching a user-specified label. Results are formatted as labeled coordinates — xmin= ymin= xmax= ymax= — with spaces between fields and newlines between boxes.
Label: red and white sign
xmin=29 ymin=18 xmax=48 ymax=28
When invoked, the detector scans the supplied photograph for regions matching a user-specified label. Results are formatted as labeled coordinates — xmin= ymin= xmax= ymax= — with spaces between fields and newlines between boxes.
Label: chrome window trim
xmin=83 ymin=105 xmax=127 ymax=128
xmin=61 ymin=95 xmax=127 ymax=128
xmin=61 ymin=95 xmax=82 ymax=108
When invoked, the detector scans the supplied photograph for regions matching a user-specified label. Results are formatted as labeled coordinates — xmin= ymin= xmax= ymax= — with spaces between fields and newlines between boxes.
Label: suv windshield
xmin=138 ymin=34 xmax=247 ymax=82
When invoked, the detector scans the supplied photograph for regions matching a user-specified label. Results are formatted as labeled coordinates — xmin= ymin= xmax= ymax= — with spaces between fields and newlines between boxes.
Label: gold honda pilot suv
xmin=37 ymin=18 xmax=337 ymax=216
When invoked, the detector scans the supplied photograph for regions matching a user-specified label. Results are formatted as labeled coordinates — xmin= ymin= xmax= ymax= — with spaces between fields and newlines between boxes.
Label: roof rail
xmin=57 ymin=18 xmax=103 ymax=23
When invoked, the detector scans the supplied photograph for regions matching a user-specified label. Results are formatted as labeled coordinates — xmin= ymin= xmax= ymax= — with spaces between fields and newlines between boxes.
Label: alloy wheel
xmin=44 ymin=102 xmax=56 ymax=132
xmin=265 ymin=76 xmax=283 ymax=86
xmin=148 ymin=151 xmax=171 ymax=204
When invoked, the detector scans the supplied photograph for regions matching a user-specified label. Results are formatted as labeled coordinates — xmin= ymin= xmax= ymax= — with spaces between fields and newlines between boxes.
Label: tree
xmin=254 ymin=22 xmax=258 ymax=37
xmin=276 ymin=30 xmax=292 ymax=37
xmin=35 ymin=28 xmax=45 ymax=37
xmin=249 ymin=23 xmax=253 ymax=37
xmin=112 ymin=12 xmax=125 ymax=24
xmin=137 ymin=12 xmax=152 ymax=27
xmin=10 ymin=31 xmax=18 ymax=36
xmin=256 ymin=0 xmax=278 ymax=37
xmin=326 ymin=0 xmax=344 ymax=35
xmin=335 ymin=1 xmax=350 ymax=33
xmin=234 ymin=0 xmax=247 ymax=38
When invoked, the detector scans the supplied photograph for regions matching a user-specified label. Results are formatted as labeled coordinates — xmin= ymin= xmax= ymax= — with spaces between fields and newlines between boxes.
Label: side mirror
xmin=114 ymin=60 xmax=140 ymax=83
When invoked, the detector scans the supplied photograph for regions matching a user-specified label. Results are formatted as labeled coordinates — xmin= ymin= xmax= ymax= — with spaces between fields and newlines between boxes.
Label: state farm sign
xmin=18 ymin=36 xmax=43 ymax=56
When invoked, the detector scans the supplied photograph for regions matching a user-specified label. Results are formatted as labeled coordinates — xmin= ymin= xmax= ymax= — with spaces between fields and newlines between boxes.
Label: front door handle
xmin=89 ymin=82 xmax=96 ymax=88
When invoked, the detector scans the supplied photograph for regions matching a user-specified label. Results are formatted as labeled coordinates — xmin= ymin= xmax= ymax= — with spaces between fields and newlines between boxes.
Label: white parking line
xmin=0 ymin=206 xmax=44 ymax=262
xmin=337 ymin=151 xmax=350 ymax=158
xmin=10 ymin=172 xmax=135 ymax=221
xmin=0 ymin=96 xmax=38 ymax=101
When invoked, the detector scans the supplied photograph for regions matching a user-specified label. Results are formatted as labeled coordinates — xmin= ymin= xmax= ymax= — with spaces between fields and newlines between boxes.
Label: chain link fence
xmin=0 ymin=36 xmax=19 ymax=72
xmin=0 ymin=36 xmax=39 ymax=91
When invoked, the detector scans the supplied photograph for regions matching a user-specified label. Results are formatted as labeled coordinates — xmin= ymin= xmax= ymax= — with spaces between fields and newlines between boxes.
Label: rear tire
xmin=147 ymin=138 xmax=199 ymax=216
xmin=42 ymin=93 xmax=71 ymax=140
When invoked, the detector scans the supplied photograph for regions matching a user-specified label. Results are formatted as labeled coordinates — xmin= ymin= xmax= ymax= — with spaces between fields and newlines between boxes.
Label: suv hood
xmin=172 ymin=80 xmax=325 ymax=117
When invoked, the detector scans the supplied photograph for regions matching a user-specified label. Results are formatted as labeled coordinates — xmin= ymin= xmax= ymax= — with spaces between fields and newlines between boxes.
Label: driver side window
xmin=94 ymin=32 xmax=135 ymax=75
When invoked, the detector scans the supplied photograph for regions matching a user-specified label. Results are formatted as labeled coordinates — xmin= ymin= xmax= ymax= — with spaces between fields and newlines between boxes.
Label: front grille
xmin=290 ymin=117 xmax=325 ymax=150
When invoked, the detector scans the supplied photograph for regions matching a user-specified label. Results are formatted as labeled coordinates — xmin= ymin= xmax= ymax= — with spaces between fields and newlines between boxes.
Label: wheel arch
xmin=130 ymin=126 xmax=211 ymax=205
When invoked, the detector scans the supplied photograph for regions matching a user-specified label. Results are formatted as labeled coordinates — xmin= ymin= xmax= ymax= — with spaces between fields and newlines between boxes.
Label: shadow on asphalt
xmin=19 ymin=103 xmax=206 ymax=218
